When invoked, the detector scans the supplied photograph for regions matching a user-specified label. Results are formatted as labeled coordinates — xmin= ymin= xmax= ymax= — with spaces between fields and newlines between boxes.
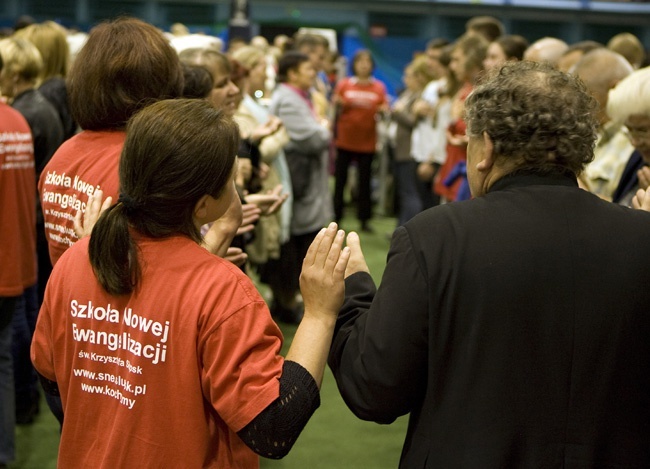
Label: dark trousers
xmin=416 ymin=166 xmax=440 ymax=211
xmin=333 ymin=148 xmax=374 ymax=223
xmin=37 ymin=217 xmax=52 ymax=305
xmin=12 ymin=285 xmax=39 ymax=418
xmin=260 ymin=230 xmax=319 ymax=308
xmin=0 ymin=296 xmax=17 ymax=464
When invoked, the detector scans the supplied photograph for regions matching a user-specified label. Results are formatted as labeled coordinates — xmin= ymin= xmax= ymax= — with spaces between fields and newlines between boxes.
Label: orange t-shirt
xmin=38 ymin=130 xmax=125 ymax=266
xmin=0 ymin=103 xmax=36 ymax=296
xmin=32 ymin=235 xmax=284 ymax=468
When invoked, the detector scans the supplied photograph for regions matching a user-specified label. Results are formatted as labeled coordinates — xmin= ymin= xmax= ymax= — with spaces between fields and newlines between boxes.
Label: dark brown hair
xmin=351 ymin=49 xmax=374 ymax=75
xmin=68 ymin=17 xmax=183 ymax=130
xmin=181 ymin=63 xmax=213 ymax=99
xmin=276 ymin=51 xmax=310 ymax=83
xmin=89 ymin=99 xmax=239 ymax=295
xmin=465 ymin=16 xmax=504 ymax=43
xmin=293 ymin=33 xmax=328 ymax=52
xmin=494 ymin=35 xmax=529 ymax=62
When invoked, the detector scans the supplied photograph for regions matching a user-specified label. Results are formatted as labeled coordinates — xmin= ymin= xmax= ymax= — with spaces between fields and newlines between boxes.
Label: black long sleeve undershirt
xmin=237 ymin=360 xmax=320 ymax=459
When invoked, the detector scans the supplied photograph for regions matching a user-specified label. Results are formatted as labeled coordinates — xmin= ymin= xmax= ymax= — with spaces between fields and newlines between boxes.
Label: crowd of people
xmin=1 ymin=12 xmax=650 ymax=468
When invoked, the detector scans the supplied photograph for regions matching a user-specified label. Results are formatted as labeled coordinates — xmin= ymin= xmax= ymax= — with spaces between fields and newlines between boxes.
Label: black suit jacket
xmin=329 ymin=171 xmax=650 ymax=468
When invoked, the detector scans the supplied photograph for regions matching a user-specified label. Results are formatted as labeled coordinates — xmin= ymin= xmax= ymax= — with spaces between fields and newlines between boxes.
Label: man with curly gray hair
xmin=319 ymin=60 xmax=650 ymax=467
xmin=464 ymin=60 xmax=598 ymax=196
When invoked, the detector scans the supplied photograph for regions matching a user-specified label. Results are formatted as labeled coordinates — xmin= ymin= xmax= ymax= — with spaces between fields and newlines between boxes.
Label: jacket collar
xmin=488 ymin=169 xmax=578 ymax=194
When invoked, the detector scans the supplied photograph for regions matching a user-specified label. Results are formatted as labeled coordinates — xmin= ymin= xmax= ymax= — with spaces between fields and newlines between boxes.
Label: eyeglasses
xmin=623 ymin=125 xmax=650 ymax=142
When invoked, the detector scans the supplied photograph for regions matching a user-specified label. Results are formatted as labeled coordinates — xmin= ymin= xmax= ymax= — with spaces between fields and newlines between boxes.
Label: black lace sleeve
xmin=37 ymin=371 xmax=64 ymax=425
xmin=237 ymin=360 xmax=320 ymax=459
xmin=37 ymin=371 xmax=60 ymax=397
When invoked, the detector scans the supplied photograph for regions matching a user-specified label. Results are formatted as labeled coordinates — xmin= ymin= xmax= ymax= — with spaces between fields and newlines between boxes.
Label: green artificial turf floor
xmin=10 ymin=212 xmax=408 ymax=469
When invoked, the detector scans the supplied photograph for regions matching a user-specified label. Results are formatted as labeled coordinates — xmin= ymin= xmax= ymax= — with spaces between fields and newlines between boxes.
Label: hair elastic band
xmin=117 ymin=193 xmax=139 ymax=210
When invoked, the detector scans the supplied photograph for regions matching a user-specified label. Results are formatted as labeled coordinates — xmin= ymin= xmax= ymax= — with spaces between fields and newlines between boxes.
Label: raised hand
xmin=300 ymin=223 xmax=350 ymax=318
xmin=344 ymin=231 xmax=370 ymax=279
xmin=73 ymin=189 xmax=113 ymax=239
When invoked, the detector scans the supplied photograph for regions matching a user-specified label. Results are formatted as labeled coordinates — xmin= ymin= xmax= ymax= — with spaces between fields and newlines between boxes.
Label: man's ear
xmin=476 ymin=132 xmax=495 ymax=172
xmin=194 ymin=194 xmax=211 ymax=222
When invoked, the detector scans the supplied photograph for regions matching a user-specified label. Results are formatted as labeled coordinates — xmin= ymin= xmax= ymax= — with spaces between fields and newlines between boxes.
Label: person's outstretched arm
xmin=237 ymin=222 xmax=350 ymax=459
xmin=328 ymin=228 xmax=430 ymax=424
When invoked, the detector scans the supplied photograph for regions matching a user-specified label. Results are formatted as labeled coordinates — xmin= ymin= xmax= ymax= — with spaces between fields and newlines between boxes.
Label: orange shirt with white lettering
xmin=334 ymin=77 xmax=387 ymax=154
xmin=0 ymin=102 xmax=36 ymax=296
xmin=38 ymin=130 xmax=125 ymax=266
xmin=32 ymin=235 xmax=284 ymax=468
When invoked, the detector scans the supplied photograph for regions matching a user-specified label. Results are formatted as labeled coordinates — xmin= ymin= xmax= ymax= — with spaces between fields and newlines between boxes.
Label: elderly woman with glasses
xmin=607 ymin=66 xmax=650 ymax=206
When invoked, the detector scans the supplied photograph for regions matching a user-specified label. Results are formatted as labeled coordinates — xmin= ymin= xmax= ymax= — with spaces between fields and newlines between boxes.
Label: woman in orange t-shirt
xmin=32 ymin=99 xmax=349 ymax=468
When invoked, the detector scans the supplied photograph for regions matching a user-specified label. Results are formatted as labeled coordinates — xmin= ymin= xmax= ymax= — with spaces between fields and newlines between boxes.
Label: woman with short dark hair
xmin=483 ymin=34 xmax=529 ymax=71
xmin=265 ymin=51 xmax=333 ymax=323
xmin=39 ymin=17 xmax=184 ymax=267
xmin=332 ymin=49 xmax=388 ymax=232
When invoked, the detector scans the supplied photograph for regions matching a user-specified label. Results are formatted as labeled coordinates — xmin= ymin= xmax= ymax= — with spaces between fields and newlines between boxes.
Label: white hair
xmin=607 ymin=65 xmax=650 ymax=123
xmin=169 ymin=34 xmax=223 ymax=54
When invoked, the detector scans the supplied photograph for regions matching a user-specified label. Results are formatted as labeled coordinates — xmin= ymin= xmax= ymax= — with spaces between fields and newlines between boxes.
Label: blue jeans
xmin=0 ymin=296 xmax=16 ymax=465
xmin=12 ymin=285 xmax=39 ymax=420
xmin=395 ymin=160 xmax=423 ymax=226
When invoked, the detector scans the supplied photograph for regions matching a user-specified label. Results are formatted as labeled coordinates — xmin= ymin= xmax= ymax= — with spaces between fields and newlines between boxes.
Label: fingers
xmin=314 ymin=223 xmax=339 ymax=268
xmin=73 ymin=209 xmax=84 ymax=237
xmin=303 ymin=222 xmax=339 ymax=267
xmin=266 ymin=200 xmax=282 ymax=215
xmin=241 ymin=203 xmax=261 ymax=226
xmin=303 ymin=227 xmax=327 ymax=267
xmin=270 ymin=184 xmax=283 ymax=196
xmin=323 ymin=229 xmax=345 ymax=271
xmin=73 ymin=189 xmax=112 ymax=239
xmin=344 ymin=231 xmax=370 ymax=278
xmin=633 ymin=188 xmax=650 ymax=212
xmin=225 ymin=247 xmax=248 ymax=267
xmin=335 ymin=246 xmax=351 ymax=277
xmin=639 ymin=167 xmax=650 ymax=190
xmin=641 ymin=191 xmax=650 ymax=212
xmin=346 ymin=231 xmax=363 ymax=256
xmin=235 ymin=223 xmax=256 ymax=236
xmin=633 ymin=189 xmax=644 ymax=209
xmin=247 ymin=194 xmax=277 ymax=207
xmin=90 ymin=189 xmax=103 ymax=213
xmin=241 ymin=202 xmax=260 ymax=214
xmin=100 ymin=195 xmax=113 ymax=212
xmin=266 ymin=193 xmax=288 ymax=215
